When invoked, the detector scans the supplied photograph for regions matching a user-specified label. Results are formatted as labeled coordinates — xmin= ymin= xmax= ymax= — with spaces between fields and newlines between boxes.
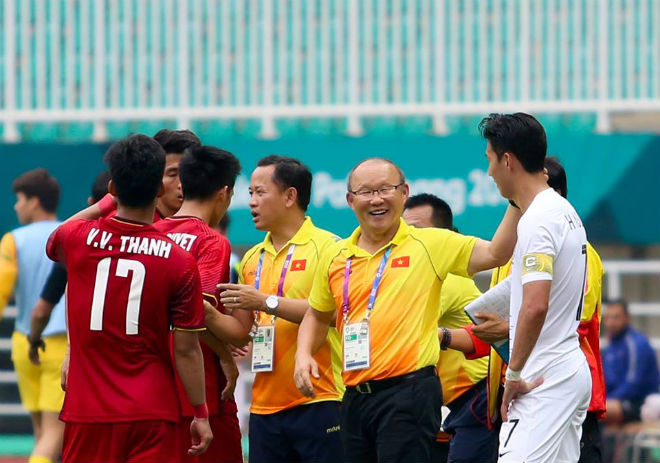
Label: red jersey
xmin=47 ymin=216 xmax=205 ymax=423
xmin=153 ymin=215 xmax=236 ymax=416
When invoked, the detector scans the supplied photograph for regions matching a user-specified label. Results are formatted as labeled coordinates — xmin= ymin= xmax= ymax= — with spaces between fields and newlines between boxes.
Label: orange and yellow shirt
xmin=437 ymin=274 xmax=488 ymax=404
xmin=239 ymin=217 xmax=344 ymax=414
xmin=309 ymin=218 xmax=477 ymax=386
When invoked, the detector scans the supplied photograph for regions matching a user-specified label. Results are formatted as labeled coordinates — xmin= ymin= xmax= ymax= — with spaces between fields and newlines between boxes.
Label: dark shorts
xmin=63 ymin=420 xmax=178 ymax=463
xmin=578 ymin=412 xmax=602 ymax=463
xmin=249 ymin=401 xmax=343 ymax=463
xmin=176 ymin=412 xmax=243 ymax=463
xmin=441 ymin=380 xmax=499 ymax=463
xmin=341 ymin=372 xmax=443 ymax=463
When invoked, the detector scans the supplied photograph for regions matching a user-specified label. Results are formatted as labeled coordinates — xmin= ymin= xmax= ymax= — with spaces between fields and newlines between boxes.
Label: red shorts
xmin=176 ymin=412 xmax=243 ymax=463
xmin=62 ymin=420 xmax=179 ymax=463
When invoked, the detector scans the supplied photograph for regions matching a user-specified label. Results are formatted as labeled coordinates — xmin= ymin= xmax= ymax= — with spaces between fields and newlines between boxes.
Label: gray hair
xmin=346 ymin=157 xmax=406 ymax=191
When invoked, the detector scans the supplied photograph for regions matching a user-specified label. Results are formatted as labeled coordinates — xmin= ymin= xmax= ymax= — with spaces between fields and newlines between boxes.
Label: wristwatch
xmin=264 ymin=295 xmax=279 ymax=315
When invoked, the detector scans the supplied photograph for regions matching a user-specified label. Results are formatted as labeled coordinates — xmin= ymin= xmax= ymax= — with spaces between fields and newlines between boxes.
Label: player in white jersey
xmin=480 ymin=113 xmax=591 ymax=463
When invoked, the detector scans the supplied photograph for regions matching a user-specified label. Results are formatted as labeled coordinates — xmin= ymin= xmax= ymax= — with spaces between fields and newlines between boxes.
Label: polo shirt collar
xmin=345 ymin=218 xmax=411 ymax=257
xmin=263 ymin=216 xmax=315 ymax=255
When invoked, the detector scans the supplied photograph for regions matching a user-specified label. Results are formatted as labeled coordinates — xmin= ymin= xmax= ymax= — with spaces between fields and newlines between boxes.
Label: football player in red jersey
xmin=154 ymin=145 xmax=253 ymax=463
xmin=80 ymin=129 xmax=201 ymax=222
xmin=46 ymin=135 xmax=212 ymax=462
xmin=153 ymin=129 xmax=202 ymax=218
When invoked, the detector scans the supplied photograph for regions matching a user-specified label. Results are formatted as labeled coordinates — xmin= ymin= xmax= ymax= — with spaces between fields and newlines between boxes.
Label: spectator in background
xmin=603 ymin=299 xmax=660 ymax=425
xmin=0 ymin=169 xmax=66 ymax=463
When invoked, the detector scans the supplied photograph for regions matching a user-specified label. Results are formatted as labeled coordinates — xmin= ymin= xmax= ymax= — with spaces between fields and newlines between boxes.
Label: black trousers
xmin=341 ymin=375 xmax=443 ymax=463
xmin=578 ymin=411 xmax=602 ymax=463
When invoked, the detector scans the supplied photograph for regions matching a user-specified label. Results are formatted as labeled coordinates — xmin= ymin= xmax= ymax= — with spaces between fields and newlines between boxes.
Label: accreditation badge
xmin=251 ymin=325 xmax=275 ymax=373
xmin=343 ymin=320 xmax=370 ymax=371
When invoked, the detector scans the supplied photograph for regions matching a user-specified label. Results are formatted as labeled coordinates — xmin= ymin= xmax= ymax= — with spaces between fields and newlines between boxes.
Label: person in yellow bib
xmin=403 ymin=193 xmax=497 ymax=463
xmin=294 ymin=157 xmax=520 ymax=463
xmin=216 ymin=156 xmax=344 ymax=463
xmin=0 ymin=169 xmax=67 ymax=463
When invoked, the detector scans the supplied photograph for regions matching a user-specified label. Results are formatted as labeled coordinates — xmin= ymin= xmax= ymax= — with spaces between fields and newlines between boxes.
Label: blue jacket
xmin=603 ymin=326 xmax=660 ymax=402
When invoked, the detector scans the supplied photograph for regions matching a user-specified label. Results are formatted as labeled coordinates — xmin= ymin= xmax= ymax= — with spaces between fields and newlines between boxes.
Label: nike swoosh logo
xmin=499 ymin=451 xmax=512 ymax=458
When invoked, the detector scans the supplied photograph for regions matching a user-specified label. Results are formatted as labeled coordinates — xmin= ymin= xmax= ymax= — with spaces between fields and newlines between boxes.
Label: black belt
xmin=346 ymin=366 xmax=436 ymax=395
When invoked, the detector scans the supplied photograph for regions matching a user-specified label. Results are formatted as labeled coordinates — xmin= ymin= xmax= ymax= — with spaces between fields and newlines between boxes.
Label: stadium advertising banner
xmin=1 ymin=134 xmax=658 ymax=246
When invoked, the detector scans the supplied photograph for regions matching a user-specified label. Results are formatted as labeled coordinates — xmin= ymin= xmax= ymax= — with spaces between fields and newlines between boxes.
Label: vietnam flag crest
xmin=291 ymin=259 xmax=307 ymax=271
xmin=391 ymin=256 xmax=410 ymax=268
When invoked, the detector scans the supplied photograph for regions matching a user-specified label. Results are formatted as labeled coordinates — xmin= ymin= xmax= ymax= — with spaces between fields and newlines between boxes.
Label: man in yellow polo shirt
xmin=294 ymin=157 xmax=520 ymax=462
xmin=403 ymin=193 xmax=497 ymax=463
xmin=216 ymin=156 xmax=344 ymax=463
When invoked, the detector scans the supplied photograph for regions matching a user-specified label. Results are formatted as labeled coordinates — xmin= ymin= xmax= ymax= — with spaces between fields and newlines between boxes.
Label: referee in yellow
xmin=294 ymin=157 xmax=520 ymax=463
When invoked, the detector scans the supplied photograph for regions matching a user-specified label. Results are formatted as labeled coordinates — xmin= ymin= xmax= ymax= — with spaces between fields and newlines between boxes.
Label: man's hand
xmin=60 ymin=350 xmax=70 ymax=391
xmin=218 ymin=283 xmax=266 ymax=312
xmin=219 ymin=355 xmax=239 ymax=401
xmin=501 ymin=377 xmax=544 ymax=421
xmin=293 ymin=354 xmax=319 ymax=398
xmin=472 ymin=312 xmax=509 ymax=344
xmin=28 ymin=338 xmax=45 ymax=366
xmin=231 ymin=344 xmax=250 ymax=359
xmin=188 ymin=417 xmax=213 ymax=456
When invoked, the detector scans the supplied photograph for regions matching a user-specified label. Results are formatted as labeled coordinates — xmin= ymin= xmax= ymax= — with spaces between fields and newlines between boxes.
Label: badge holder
xmin=251 ymin=324 xmax=275 ymax=372
xmin=343 ymin=318 xmax=370 ymax=371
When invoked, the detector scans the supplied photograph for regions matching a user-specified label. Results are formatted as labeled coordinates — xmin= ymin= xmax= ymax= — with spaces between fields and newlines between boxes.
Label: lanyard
xmin=254 ymin=244 xmax=296 ymax=321
xmin=342 ymin=246 xmax=392 ymax=323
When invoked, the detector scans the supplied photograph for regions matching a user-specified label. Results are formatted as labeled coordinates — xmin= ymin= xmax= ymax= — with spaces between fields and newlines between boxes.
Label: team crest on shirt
xmin=391 ymin=256 xmax=410 ymax=268
xmin=291 ymin=259 xmax=307 ymax=271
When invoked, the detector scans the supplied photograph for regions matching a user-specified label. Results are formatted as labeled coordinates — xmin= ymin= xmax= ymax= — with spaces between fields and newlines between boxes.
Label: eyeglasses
xmin=348 ymin=183 xmax=404 ymax=199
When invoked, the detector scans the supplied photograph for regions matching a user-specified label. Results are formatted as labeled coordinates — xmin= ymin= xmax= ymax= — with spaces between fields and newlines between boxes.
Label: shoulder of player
xmin=53 ymin=218 xmax=97 ymax=236
xmin=307 ymin=227 xmax=342 ymax=252
xmin=406 ymin=226 xmax=457 ymax=249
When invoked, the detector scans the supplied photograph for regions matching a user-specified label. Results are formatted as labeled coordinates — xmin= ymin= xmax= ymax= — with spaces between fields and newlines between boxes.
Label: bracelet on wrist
xmin=193 ymin=403 xmax=209 ymax=419
xmin=505 ymin=368 xmax=522 ymax=382
xmin=440 ymin=327 xmax=451 ymax=351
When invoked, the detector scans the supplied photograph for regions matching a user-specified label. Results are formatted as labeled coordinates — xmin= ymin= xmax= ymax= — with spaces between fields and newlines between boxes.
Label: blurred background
xmin=0 ymin=0 xmax=658 ymax=461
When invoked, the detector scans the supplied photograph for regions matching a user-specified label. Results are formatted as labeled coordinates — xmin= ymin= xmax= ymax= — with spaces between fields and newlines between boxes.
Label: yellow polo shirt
xmin=437 ymin=274 xmax=488 ymax=404
xmin=239 ymin=217 xmax=344 ymax=414
xmin=309 ymin=218 xmax=477 ymax=386
xmin=0 ymin=233 xmax=18 ymax=317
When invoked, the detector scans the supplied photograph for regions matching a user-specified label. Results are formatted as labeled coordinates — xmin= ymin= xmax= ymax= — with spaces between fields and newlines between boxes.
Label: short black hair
xmin=347 ymin=157 xmax=406 ymax=191
xmin=544 ymin=156 xmax=568 ymax=199
xmin=179 ymin=145 xmax=242 ymax=200
xmin=103 ymin=134 xmax=166 ymax=208
xmin=404 ymin=193 xmax=456 ymax=231
xmin=153 ymin=129 xmax=202 ymax=155
xmin=90 ymin=171 xmax=111 ymax=203
xmin=12 ymin=168 xmax=60 ymax=213
xmin=257 ymin=155 xmax=312 ymax=211
xmin=479 ymin=113 xmax=547 ymax=173
xmin=604 ymin=298 xmax=629 ymax=315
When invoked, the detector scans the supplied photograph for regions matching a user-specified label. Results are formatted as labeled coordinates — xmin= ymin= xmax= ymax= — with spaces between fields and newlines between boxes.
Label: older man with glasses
xmin=294 ymin=157 xmax=521 ymax=463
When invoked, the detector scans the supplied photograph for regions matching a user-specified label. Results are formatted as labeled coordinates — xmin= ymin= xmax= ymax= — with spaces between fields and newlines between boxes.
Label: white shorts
xmin=498 ymin=356 xmax=591 ymax=463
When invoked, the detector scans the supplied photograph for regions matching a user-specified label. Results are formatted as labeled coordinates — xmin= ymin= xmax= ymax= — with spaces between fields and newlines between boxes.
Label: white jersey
xmin=510 ymin=188 xmax=588 ymax=379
